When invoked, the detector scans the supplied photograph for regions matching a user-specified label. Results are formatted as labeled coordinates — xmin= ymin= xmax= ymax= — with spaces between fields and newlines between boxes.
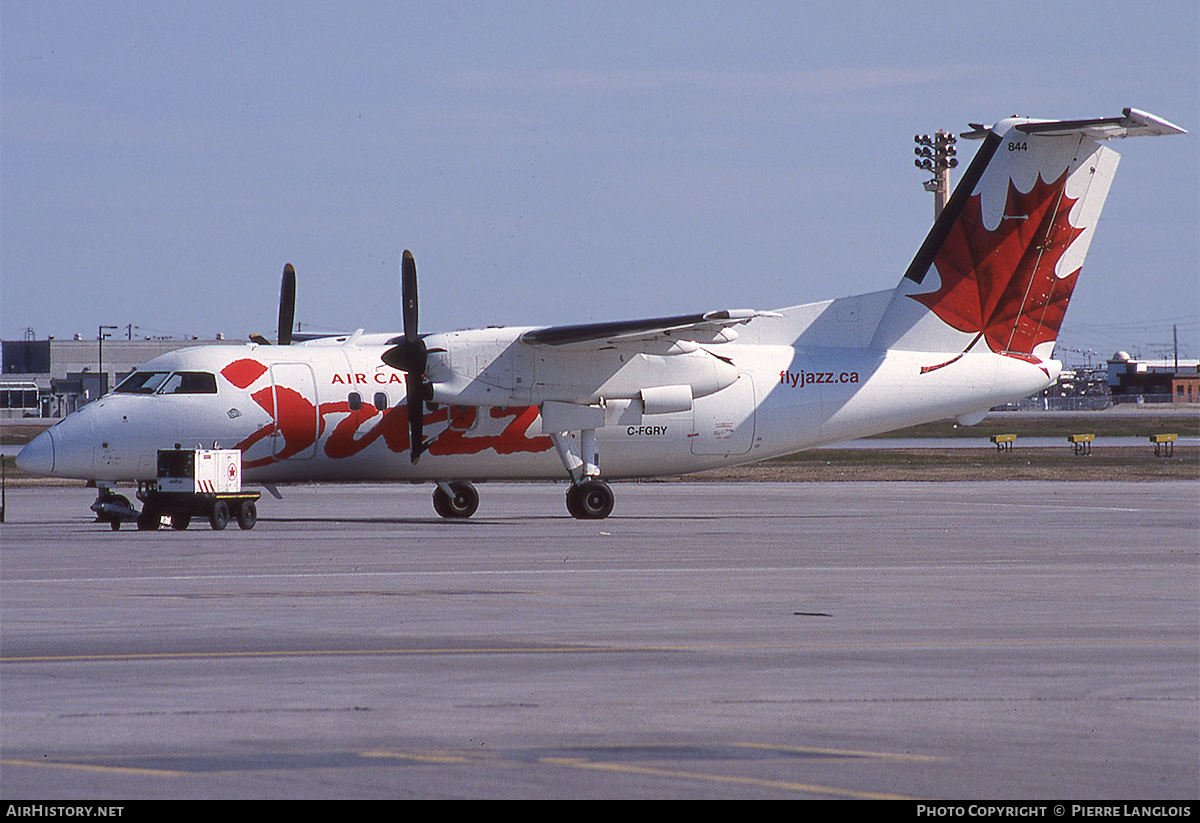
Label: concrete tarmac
xmin=1 ymin=481 xmax=1196 ymax=799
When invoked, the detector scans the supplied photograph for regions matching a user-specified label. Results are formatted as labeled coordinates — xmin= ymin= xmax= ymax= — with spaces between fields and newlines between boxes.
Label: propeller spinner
xmin=381 ymin=251 xmax=431 ymax=462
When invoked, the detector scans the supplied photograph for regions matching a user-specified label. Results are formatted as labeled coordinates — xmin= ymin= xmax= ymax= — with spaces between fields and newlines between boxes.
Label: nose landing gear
xmin=91 ymin=487 xmax=138 ymax=530
xmin=432 ymin=480 xmax=479 ymax=519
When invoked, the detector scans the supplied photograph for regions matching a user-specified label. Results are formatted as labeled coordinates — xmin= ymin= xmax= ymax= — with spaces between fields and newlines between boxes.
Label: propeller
xmin=278 ymin=263 xmax=296 ymax=345
xmin=249 ymin=263 xmax=297 ymax=345
xmin=381 ymin=251 xmax=430 ymax=462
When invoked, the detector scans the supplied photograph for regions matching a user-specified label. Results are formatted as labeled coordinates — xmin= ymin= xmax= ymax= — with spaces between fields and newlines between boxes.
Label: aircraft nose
xmin=16 ymin=429 xmax=55 ymax=476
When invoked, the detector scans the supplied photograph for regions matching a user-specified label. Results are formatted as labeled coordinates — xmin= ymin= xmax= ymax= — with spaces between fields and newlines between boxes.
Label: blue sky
xmin=3 ymin=1 xmax=1197 ymax=362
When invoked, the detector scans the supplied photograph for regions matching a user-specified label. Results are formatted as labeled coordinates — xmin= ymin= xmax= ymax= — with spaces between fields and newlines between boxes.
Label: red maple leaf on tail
xmin=912 ymin=170 xmax=1083 ymax=371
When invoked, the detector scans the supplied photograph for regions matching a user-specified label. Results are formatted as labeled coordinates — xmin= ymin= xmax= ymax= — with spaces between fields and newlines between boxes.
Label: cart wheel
xmin=236 ymin=500 xmax=257 ymax=530
xmin=171 ymin=514 xmax=191 ymax=530
xmin=210 ymin=500 xmax=229 ymax=531
xmin=110 ymin=520 xmax=121 ymax=531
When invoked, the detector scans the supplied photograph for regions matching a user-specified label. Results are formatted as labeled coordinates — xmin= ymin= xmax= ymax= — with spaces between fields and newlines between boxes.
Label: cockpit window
xmin=115 ymin=371 xmax=171 ymax=394
xmin=114 ymin=371 xmax=217 ymax=395
xmin=159 ymin=372 xmax=218 ymax=394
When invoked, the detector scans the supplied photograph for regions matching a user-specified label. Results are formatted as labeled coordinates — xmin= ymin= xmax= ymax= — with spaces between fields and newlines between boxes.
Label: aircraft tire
xmin=433 ymin=481 xmax=479 ymax=519
xmin=209 ymin=500 xmax=230 ymax=531
xmin=565 ymin=486 xmax=584 ymax=519
xmin=136 ymin=509 xmax=161 ymax=531
xmin=567 ymin=480 xmax=614 ymax=520
xmin=236 ymin=501 xmax=257 ymax=530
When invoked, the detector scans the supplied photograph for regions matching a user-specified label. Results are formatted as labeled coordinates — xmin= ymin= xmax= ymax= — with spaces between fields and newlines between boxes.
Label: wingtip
xmin=1123 ymin=107 xmax=1187 ymax=136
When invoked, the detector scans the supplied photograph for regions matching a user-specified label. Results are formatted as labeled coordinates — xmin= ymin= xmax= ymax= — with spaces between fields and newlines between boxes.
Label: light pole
xmin=98 ymin=325 xmax=118 ymax=396
xmin=915 ymin=131 xmax=958 ymax=220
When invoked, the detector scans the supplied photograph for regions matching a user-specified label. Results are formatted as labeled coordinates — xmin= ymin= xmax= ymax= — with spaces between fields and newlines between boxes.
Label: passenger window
xmin=374 ymin=392 xmax=388 ymax=411
xmin=348 ymin=392 xmax=362 ymax=411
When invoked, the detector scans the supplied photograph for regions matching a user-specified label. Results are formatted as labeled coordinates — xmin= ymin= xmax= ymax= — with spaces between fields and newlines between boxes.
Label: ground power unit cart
xmin=127 ymin=448 xmax=261 ymax=531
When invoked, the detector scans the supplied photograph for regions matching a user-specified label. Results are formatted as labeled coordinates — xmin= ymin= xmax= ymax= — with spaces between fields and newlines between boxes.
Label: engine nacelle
xmin=530 ymin=347 xmax=738 ymax=406
xmin=419 ymin=329 xmax=739 ymax=411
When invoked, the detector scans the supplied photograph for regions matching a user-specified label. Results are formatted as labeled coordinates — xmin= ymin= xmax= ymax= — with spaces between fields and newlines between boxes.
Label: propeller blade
xmin=278 ymin=264 xmax=296 ymax=346
xmin=407 ymin=376 xmax=425 ymax=463
xmin=402 ymin=250 xmax=418 ymax=344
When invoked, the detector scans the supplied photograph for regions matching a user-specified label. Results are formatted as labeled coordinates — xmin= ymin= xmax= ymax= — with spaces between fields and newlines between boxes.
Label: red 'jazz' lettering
xmin=229 ymin=357 xmax=553 ymax=465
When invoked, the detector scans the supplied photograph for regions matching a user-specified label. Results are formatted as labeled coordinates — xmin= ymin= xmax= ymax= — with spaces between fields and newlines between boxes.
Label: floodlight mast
xmin=914 ymin=130 xmax=958 ymax=219
xmin=97 ymin=325 xmax=118 ymax=396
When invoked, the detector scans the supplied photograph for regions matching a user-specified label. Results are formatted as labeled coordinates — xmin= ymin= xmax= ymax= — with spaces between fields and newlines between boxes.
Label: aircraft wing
xmin=519 ymin=310 xmax=777 ymax=349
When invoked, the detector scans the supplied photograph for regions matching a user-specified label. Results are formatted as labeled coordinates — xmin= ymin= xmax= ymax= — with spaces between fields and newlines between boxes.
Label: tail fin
xmin=870 ymin=108 xmax=1184 ymax=365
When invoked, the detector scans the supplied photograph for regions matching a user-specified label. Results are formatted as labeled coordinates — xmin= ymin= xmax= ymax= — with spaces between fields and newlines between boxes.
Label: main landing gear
xmin=427 ymin=477 xmax=615 ymax=520
xmin=565 ymin=478 xmax=614 ymax=520
xmin=429 ymin=421 xmax=616 ymax=521
xmin=552 ymin=427 xmax=615 ymax=520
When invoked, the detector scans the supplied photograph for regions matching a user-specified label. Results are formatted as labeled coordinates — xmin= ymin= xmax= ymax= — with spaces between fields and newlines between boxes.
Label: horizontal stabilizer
xmin=1014 ymin=108 xmax=1186 ymax=139
xmin=962 ymin=108 xmax=1186 ymax=141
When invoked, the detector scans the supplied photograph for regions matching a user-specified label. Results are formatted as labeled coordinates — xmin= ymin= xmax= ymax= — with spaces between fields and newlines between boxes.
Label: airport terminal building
xmin=2 ymin=336 xmax=237 ymax=419
xmin=1107 ymin=351 xmax=1200 ymax=405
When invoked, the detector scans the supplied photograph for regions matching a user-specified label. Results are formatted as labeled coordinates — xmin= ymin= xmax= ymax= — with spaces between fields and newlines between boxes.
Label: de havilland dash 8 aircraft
xmin=17 ymin=108 xmax=1185 ymax=522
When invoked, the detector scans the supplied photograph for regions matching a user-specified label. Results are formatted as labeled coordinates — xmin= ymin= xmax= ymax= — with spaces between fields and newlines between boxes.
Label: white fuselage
xmin=23 ymin=299 xmax=1054 ymax=486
